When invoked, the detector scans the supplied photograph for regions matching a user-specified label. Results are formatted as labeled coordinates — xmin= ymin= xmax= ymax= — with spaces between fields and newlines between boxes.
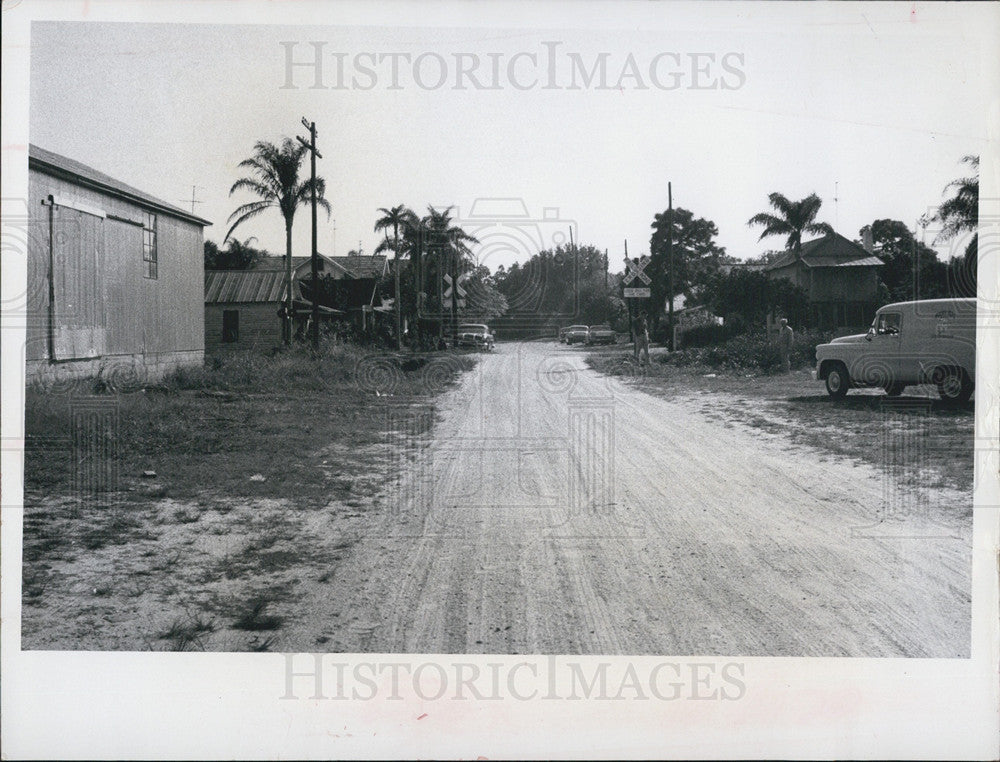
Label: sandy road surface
xmin=303 ymin=342 xmax=971 ymax=656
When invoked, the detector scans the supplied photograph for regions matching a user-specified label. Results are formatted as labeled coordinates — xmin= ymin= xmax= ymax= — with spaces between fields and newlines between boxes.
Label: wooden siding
xmin=205 ymin=302 xmax=283 ymax=352
xmin=27 ymin=167 xmax=205 ymax=363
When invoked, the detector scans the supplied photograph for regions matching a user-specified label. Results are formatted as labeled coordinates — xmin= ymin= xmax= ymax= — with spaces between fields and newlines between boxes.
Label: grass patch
xmin=587 ymin=349 xmax=975 ymax=492
xmin=159 ymin=614 xmax=216 ymax=651
xmin=232 ymin=596 xmax=284 ymax=632
xmin=24 ymin=341 xmax=476 ymax=508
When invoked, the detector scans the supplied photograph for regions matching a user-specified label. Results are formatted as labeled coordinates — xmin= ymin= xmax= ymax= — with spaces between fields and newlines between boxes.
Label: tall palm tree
xmin=422 ymin=206 xmax=479 ymax=346
xmin=226 ymin=138 xmax=331 ymax=343
xmin=374 ymin=205 xmax=413 ymax=350
xmin=747 ymin=192 xmax=833 ymax=257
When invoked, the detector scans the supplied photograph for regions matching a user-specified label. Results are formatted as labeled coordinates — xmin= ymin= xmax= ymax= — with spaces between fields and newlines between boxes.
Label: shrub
xmin=657 ymin=328 xmax=834 ymax=372
xmin=676 ymin=321 xmax=743 ymax=349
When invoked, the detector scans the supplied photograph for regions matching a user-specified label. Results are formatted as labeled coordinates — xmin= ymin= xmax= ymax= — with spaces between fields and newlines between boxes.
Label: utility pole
xmin=394 ymin=225 xmax=403 ymax=351
xmin=625 ymin=239 xmax=634 ymax=343
xmin=297 ymin=117 xmax=323 ymax=352
xmin=416 ymin=220 xmax=425 ymax=348
xmin=834 ymin=181 xmax=840 ymax=231
xmin=451 ymin=248 xmax=459 ymax=349
xmin=604 ymin=248 xmax=609 ymax=321
xmin=667 ymin=182 xmax=675 ymax=352
xmin=569 ymin=226 xmax=576 ymax=318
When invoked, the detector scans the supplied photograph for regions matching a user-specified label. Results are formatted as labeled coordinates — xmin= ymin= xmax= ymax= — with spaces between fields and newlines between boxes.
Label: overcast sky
xmin=27 ymin=5 xmax=997 ymax=273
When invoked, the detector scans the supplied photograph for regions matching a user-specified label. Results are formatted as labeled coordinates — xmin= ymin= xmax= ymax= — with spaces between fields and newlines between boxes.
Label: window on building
xmin=222 ymin=310 xmax=239 ymax=343
xmin=142 ymin=211 xmax=157 ymax=279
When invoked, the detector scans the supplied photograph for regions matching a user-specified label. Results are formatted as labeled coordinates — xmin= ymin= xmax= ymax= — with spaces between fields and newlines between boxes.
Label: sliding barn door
xmin=50 ymin=202 xmax=107 ymax=360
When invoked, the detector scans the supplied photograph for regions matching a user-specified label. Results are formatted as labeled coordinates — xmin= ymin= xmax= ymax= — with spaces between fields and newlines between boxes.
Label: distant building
xmin=204 ymin=270 xmax=287 ymax=351
xmin=252 ymin=253 xmax=356 ymax=280
xmin=204 ymin=269 xmax=344 ymax=351
xmin=327 ymin=253 xmax=389 ymax=280
xmin=251 ymin=252 xmax=389 ymax=281
xmin=764 ymin=232 xmax=883 ymax=329
xmin=26 ymin=145 xmax=210 ymax=383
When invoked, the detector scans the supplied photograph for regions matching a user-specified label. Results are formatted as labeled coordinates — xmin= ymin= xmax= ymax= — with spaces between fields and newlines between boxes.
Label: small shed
xmin=204 ymin=270 xmax=344 ymax=350
xmin=204 ymin=270 xmax=287 ymax=350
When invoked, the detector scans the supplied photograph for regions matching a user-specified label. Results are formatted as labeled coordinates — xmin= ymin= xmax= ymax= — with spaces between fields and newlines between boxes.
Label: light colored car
xmin=563 ymin=325 xmax=589 ymax=345
xmin=815 ymin=298 xmax=976 ymax=402
xmin=586 ymin=325 xmax=616 ymax=345
xmin=456 ymin=323 xmax=495 ymax=350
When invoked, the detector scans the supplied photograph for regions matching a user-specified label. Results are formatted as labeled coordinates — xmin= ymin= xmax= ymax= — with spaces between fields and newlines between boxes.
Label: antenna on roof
xmin=833 ymin=181 xmax=839 ymax=230
xmin=181 ymin=185 xmax=205 ymax=214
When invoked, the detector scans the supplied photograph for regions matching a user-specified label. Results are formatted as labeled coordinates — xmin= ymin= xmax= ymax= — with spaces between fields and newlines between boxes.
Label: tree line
xmin=209 ymin=135 xmax=979 ymax=345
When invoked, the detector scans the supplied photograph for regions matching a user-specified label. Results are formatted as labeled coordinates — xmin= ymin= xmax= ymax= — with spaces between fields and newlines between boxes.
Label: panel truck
xmin=815 ymin=298 xmax=976 ymax=403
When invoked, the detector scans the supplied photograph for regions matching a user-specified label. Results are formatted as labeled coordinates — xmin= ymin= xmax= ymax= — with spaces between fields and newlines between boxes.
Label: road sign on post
xmin=623 ymin=287 xmax=651 ymax=298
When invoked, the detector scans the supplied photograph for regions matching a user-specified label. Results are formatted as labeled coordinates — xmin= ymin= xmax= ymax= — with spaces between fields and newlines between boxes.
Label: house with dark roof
xmin=764 ymin=232 xmax=883 ymax=329
xmin=252 ymin=253 xmax=356 ymax=280
xmin=326 ymin=253 xmax=389 ymax=280
xmin=26 ymin=144 xmax=211 ymax=384
xmin=204 ymin=270 xmax=343 ymax=351
xmin=251 ymin=252 xmax=389 ymax=281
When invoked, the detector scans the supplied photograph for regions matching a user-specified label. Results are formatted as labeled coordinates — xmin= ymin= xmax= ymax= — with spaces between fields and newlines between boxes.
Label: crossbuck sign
xmin=442 ymin=272 xmax=469 ymax=300
xmin=623 ymin=255 xmax=651 ymax=285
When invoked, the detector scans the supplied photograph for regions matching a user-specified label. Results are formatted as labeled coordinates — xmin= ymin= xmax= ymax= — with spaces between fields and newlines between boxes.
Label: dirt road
xmin=302 ymin=341 xmax=971 ymax=657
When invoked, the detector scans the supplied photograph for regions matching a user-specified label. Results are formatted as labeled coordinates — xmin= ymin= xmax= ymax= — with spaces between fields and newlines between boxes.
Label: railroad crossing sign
xmin=623 ymin=287 xmax=651 ymax=298
xmin=442 ymin=272 xmax=469 ymax=300
xmin=623 ymin=255 xmax=651 ymax=286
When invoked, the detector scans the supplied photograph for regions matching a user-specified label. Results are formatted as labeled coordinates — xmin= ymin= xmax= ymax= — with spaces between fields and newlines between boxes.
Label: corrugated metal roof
xmin=833 ymin=256 xmax=884 ymax=267
xmin=205 ymin=270 xmax=290 ymax=303
xmin=29 ymin=144 xmax=212 ymax=226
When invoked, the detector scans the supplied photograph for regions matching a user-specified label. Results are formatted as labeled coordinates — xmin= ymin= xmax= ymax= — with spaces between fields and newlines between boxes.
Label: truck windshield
xmin=875 ymin=313 xmax=901 ymax=336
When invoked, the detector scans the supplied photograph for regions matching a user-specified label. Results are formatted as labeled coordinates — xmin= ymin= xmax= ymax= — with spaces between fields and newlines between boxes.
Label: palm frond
xmin=224 ymin=201 xmax=275 ymax=243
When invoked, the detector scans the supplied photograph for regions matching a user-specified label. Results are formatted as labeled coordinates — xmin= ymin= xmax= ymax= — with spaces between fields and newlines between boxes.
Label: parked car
xmin=456 ymin=323 xmax=495 ymax=350
xmin=563 ymin=325 xmax=590 ymax=345
xmin=586 ymin=325 xmax=616 ymax=345
xmin=815 ymin=298 xmax=976 ymax=402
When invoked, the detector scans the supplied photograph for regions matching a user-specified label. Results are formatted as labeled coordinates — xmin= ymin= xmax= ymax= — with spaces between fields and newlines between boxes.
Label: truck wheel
xmin=884 ymin=382 xmax=906 ymax=396
xmin=935 ymin=367 xmax=973 ymax=403
xmin=825 ymin=363 xmax=850 ymax=399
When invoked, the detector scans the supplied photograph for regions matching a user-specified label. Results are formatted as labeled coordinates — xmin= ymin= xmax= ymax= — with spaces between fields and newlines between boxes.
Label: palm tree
xmin=226 ymin=138 xmax=331 ymax=343
xmin=374 ymin=205 xmax=413 ymax=350
xmin=422 ymin=206 xmax=480 ymax=346
xmin=933 ymin=155 xmax=979 ymax=285
xmin=747 ymin=192 xmax=833 ymax=257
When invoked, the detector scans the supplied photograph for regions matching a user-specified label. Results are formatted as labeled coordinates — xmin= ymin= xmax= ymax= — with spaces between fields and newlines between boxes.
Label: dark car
xmin=456 ymin=323 xmax=495 ymax=350
xmin=563 ymin=325 xmax=589 ymax=345
xmin=586 ymin=325 xmax=616 ymax=345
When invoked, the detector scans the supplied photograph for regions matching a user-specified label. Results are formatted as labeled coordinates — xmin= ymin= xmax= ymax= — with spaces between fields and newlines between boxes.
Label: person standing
xmin=634 ymin=312 xmax=650 ymax=366
xmin=778 ymin=317 xmax=794 ymax=373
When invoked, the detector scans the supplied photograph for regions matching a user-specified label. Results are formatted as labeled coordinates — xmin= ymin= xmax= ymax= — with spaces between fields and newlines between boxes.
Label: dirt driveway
xmin=299 ymin=341 xmax=971 ymax=656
